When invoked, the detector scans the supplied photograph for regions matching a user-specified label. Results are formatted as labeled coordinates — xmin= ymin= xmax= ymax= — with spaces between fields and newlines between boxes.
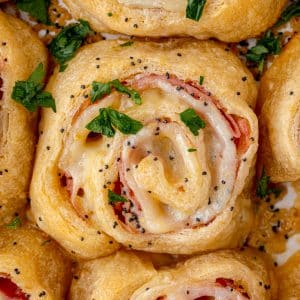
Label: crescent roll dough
xmin=0 ymin=226 xmax=71 ymax=300
xmin=63 ymin=0 xmax=286 ymax=42
xmin=70 ymin=249 xmax=277 ymax=300
xmin=259 ymin=34 xmax=300 ymax=182
xmin=30 ymin=39 xmax=258 ymax=257
xmin=0 ymin=11 xmax=48 ymax=225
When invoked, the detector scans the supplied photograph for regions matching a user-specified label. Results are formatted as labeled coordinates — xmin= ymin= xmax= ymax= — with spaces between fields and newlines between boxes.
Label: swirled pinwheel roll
xmin=259 ymin=34 xmax=300 ymax=183
xmin=63 ymin=0 xmax=286 ymax=42
xmin=0 ymin=226 xmax=71 ymax=300
xmin=0 ymin=11 xmax=48 ymax=225
xmin=30 ymin=39 xmax=258 ymax=256
xmin=70 ymin=249 xmax=277 ymax=300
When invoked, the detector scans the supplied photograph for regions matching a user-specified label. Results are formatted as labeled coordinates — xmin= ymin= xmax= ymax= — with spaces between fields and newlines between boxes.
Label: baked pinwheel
xmin=63 ymin=0 xmax=286 ymax=42
xmin=30 ymin=39 xmax=258 ymax=256
xmin=0 ymin=226 xmax=71 ymax=300
xmin=0 ymin=11 xmax=48 ymax=225
xmin=70 ymin=249 xmax=277 ymax=300
xmin=259 ymin=34 xmax=300 ymax=182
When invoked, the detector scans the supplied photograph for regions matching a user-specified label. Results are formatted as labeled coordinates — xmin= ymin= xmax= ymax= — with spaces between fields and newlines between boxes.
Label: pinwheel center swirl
xmin=59 ymin=74 xmax=253 ymax=234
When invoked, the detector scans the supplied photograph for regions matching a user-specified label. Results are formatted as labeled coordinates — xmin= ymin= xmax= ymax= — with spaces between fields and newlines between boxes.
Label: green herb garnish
xmin=188 ymin=148 xmax=197 ymax=152
xmin=199 ymin=76 xmax=205 ymax=85
xmin=11 ymin=63 xmax=56 ymax=112
xmin=120 ymin=41 xmax=134 ymax=47
xmin=91 ymin=79 xmax=141 ymax=105
xmin=86 ymin=107 xmax=143 ymax=137
xmin=6 ymin=217 xmax=22 ymax=229
xmin=246 ymin=31 xmax=281 ymax=73
xmin=108 ymin=190 xmax=128 ymax=204
xmin=16 ymin=0 xmax=50 ymax=24
xmin=186 ymin=0 xmax=207 ymax=21
xmin=180 ymin=108 xmax=205 ymax=136
xmin=49 ymin=20 xmax=91 ymax=72
xmin=276 ymin=0 xmax=300 ymax=27
xmin=256 ymin=169 xmax=282 ymax=198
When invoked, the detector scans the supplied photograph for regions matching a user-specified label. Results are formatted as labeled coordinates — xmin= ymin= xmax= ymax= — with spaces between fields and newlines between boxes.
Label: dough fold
xmin=0 ymin=226 xmax=71 ymax=300
xmin=70 ymin=249 xmax=277 ymax=300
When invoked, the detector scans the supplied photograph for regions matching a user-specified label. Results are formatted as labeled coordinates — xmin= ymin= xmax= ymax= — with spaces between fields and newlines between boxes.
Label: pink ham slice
xmin=0 ymin=277 xmax=27 ymax=300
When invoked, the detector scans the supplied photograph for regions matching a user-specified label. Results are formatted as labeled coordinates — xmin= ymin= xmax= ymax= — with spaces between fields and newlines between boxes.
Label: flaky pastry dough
xmin=0 ymin=11 xmax=48 ymax=225
xmin=259 ymin=34 xmax=300 ymax=182
xmin=63 ymin=0 xmax=286 ymax=42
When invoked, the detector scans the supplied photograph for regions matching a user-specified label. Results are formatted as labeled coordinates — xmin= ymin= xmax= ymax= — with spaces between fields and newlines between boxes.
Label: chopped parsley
xmin=16 ymin=0 xmax=50 ymax=24
xmin=186 ymin=0 xmax=207 ymax=21
xmin=276 ymin=0 xmax=300 ymax=27
xmin=108 ymin=190 xmax=128 ymax=204
xmin=199 ymin=75 xmax=205 ymax=85
xmin=246 ymin=31 xmax=281 ymax=72
xmin=11 ymin=63 xmax=56 ymax=112
xmin=6 ymin=217 xmax=22 ymax=229
xmin=86 ymin=107 xmax=143 ymax=137
xmin=91 ymin=79 xmax=141 ymax=105
xmin=120 ymin=41 xmax=134 ymax=47
xmin=188 ymin=148 xmax=197 ymax=152
xmin=180 ymin=108 xmax=205 ymax=136
xmin=49 ymin=20 xmax=91 ymax=72
xmin=256 ymin=169 xmax=282 ymax=198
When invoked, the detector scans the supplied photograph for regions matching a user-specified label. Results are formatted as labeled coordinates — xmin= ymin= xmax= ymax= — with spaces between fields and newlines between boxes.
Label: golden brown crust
xmin=70 ymin=249 xmax=277 ymax=300
xmin=0 ymin=11 xmax=48 ymax=225
xmin=63 ymin=0 xmax=286 ymax=42
xmin=0 ymin=226 xmax=71 ymax=300
xmin=276 ymin=252 xmax=300 ymax=300
xmin=258 ymin=34 xmax=300 ymax=182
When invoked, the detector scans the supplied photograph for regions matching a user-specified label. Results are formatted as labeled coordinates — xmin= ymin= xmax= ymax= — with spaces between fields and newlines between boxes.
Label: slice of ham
xmin=0 ymin=277 xmax=27 ymax=300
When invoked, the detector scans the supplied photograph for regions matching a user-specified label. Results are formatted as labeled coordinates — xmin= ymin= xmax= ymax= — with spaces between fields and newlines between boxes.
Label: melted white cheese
xmin=117 ymin=0 xmax=186 ymax=12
